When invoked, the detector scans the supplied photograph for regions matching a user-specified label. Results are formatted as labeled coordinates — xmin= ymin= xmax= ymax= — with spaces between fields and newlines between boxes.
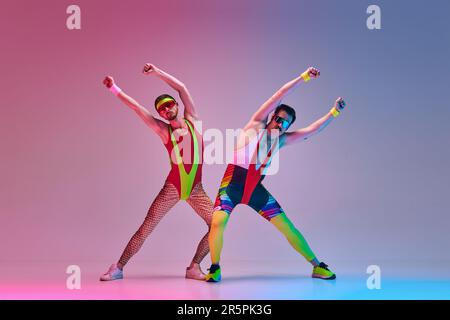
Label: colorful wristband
xmin=330 ymin=107 xmax=340 ymax=118
xmin=301 ymin=71 xmax=311 ymax=82
xmin=109 ymin=84 xmax=122 ymax=96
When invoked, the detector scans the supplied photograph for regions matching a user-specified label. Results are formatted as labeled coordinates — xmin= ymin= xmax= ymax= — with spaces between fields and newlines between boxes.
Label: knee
xmin=205 ymin=211 xmax=213 ymax=227
xmin=135 ymin=223 xmax=153 ymax=240
xmin=211 ymin=211 xmax=228 ymax=230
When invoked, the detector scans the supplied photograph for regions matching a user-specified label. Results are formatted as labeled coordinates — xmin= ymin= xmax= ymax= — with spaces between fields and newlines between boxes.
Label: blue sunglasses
xmin=274 ymin=115 xmax=290 ymax=130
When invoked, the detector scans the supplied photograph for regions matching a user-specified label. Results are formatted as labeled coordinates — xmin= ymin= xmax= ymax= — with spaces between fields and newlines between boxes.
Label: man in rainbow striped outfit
xmin=206 ymin=67 xmax=346 ymax=282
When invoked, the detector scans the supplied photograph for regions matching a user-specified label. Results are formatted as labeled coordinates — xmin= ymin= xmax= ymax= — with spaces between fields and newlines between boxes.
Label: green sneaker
xmin=205 ymin=264 xmax=221 ymax=282
xmin=312 ymin=262 xmax=336 ymax=280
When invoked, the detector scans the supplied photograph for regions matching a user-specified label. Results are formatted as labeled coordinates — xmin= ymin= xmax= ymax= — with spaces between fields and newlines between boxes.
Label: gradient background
xmin=1 ymin=0 xmax=449 ymax=280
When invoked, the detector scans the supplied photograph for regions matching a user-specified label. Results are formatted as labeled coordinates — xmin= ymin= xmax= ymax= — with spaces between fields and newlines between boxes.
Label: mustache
xmin=166 ymin=111 xmax=177 ymax=120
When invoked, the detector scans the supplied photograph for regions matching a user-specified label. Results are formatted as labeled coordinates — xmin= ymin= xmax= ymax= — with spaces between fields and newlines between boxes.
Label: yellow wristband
xmin=301 ymin=71 xmax=311 ymax=82
xmin=331 ymin=107 xmax=340 ymax=118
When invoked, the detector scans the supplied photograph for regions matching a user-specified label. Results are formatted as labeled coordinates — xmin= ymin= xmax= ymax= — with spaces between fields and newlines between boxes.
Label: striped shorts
xmin=213 ymin=164 xmax=284 ymax=221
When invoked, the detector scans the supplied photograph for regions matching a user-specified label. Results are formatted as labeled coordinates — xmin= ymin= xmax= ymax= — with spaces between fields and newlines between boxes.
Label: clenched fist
xmin=143 ymin=63 xmax=157 ymax=75
xmin=103 ymin=76 xmax=114 ymax=89
xmin=305 ymin=67 xmax=320 ymax=79
xmin=334 ymin=97 xmax=346 ymax=112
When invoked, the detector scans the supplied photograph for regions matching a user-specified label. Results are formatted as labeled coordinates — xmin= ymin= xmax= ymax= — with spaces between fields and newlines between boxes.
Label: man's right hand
xmin=103 ymin=76 xmax=114 ymax=89
xmin=305 ymin=67 xmax=320 ymax=79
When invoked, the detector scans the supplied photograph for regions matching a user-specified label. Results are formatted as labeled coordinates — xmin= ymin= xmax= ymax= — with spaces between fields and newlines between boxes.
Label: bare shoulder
xmin=184 ymin=113 xmax=200 ymax=126
xmin=282 ymin=130 xmax=307 ymax=146
xmin=279 ymin=132 xmax=289 ymax=147
xmin=243 ymin=119 xmax=266 ymax=132
xmin=154 ymin=119 xmax=169 ymax=144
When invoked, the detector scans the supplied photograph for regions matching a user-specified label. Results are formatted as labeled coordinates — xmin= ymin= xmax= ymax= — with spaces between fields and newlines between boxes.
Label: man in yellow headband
xmin=100 ymin=64 xmax=212 ymax=281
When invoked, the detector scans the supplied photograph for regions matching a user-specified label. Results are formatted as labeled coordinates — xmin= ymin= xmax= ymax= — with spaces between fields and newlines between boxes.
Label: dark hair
xmin=154 ymin=94 xmax=176 ymax=110
xmin=274 ymin=104 xmax=296 ymax=125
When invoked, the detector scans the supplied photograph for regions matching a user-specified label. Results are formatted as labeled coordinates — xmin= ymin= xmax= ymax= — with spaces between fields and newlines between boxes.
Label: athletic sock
xmin=209 ymin=264 xmax=220 ymax=273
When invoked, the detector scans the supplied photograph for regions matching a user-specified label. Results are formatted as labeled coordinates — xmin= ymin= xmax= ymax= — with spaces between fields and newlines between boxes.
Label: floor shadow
xmin=123 ymin=274 xmax=185 ymax=281
xmin=111 ymin=273 xmax=313 ymax=283
xmin=220 ymin=274 xmax=311 ymax=283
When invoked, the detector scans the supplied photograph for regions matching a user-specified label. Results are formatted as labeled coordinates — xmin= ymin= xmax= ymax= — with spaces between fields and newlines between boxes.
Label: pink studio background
xmin=1 ymin=0 xmax=449 ymax=275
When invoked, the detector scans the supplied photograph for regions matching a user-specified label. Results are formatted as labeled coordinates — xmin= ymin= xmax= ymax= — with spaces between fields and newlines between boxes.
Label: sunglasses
xmin=157 ymin=100 xmax=177 ymax=112
xmin=273 ymin=115 xmax=290 ymax=130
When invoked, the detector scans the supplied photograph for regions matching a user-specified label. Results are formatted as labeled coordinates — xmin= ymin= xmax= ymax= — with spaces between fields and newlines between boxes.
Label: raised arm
xmin=103 ymin=76 xmax=168 ymax=142
xmin=143 ymin=64 xmax=198 ymax=122
xmin=246 ymin=67 xmax=320 ymax=129
xmin=284 ymin=97 xmax=347 ymax=145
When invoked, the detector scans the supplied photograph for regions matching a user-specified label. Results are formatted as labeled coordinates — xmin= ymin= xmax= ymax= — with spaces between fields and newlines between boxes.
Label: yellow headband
xmin=156 ymin=97 xmax=176 ymax=110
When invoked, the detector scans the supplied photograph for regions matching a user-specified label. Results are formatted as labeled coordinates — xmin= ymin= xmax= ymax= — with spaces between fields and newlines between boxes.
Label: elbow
xmin=305 ymin=126 xmax=319 ymax=137
xmin=177 ymin=82 xmax=187 ymax=92
xmin=277 ymin=87 xmax=289 ymax=98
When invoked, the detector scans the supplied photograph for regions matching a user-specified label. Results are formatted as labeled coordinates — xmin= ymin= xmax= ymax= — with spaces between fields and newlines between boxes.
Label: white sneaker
xmin=100 ymin=263 xmax=123 ymax=281
xmin=185 ymin=264 xmax=206 ymax=280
